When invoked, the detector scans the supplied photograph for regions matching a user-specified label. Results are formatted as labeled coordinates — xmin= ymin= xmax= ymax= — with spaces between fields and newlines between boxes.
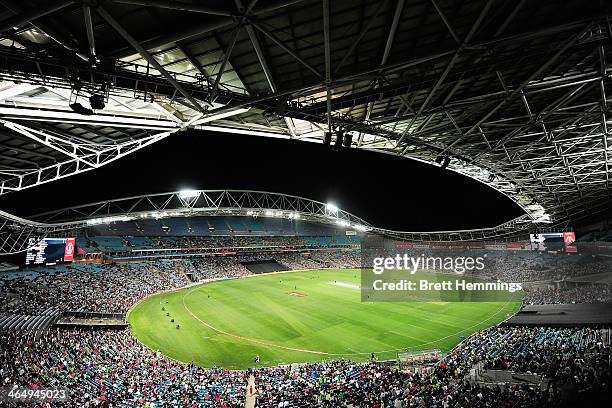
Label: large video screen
xmin=25 ymin=238 xmax=76 ymax=266
xmin=530 ymin=232 xmax=576 ymax=252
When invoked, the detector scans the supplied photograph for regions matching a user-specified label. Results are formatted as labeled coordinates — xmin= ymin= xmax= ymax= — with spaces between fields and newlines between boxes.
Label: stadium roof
xmin=0 ymin=189 xmax=535 ymax=254
xmin=0 ymin=0 xmax=610 ymax=228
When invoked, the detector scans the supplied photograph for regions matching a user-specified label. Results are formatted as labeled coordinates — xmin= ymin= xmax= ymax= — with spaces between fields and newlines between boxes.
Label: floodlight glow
xmin=86 ymin=215 xmax=130 ymax=225
xmin=326 ymin=202 xmax=339 ymax=216
xmin=265 ymin=210 xmax=274 ymax=216
xmin=336 ymin=220 xmax=350 ymax=227
xmin=178 ymin=189 xmax=200 ymax=199
xmin=353 ymin=224 xmax=370 ymax=232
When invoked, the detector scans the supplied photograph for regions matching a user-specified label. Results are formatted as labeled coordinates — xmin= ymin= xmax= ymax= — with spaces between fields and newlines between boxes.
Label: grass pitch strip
xmin=129 ymin=269 xmax=522 ymax=369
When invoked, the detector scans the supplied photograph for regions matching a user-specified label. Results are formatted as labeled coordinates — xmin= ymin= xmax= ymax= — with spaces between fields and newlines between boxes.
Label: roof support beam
xmin=398 ymin=0 xmax=494 ymax=153
xmin=439 ymin=23 xmax=595 ymax=155
xmin=245 ymin=24 xmax=275 ymax=90
xmin=323 ymin=0 xmax=331 ymax=132
xmin=209 ymin=24 xmax=242 ymax=103
xmin=494 ymin=0 xmax=526 ymax=37
xmin=110 ymin=0 xmax=309 ymax=58
xmin=238 ymin=0 xmax=297 ymax=137
xmin=96 ymin=6 xmax=207 ymax=112
xmin=430 ymin=0 xmax=461 ymax=45
xmin=83 ymin=5 xmax=96 ymax=60
xmin=0 ymin=0 xmax=73 ymax=34
xmin=108 ymin=0 xmax=234 ymax=16
xmin=175 ymin=43 xmax=212 ymax=87
xmin=334 ymin=0 xmax=389 ymax=75
xmin=251 ymin=22 xmax=321 ymax=78
xmin=599 ymin=46 xmax=610 ymax=190
xmin=381 ymin=0 xmax=405 ymax=66
xmin=0 ymin=83 xmax=38 ymax=101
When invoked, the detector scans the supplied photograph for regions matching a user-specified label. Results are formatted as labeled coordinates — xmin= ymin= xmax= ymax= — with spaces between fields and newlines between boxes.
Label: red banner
xmin=64 ymin=238 xmax=75 ymax=261
xmin=563 ymin=232 xmax=576 ymax=244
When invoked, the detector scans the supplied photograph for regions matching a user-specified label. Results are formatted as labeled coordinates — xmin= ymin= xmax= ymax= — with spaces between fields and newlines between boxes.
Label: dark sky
xmin=0 ymin=129 xmax=523 ymax=231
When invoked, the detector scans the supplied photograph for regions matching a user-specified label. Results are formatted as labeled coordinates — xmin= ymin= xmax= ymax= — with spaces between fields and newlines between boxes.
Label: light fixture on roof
xmin=69 ymin=102 xmax=94 ymax=116
xmin=435 ymin=155 xmax=451 ymax=169
xmin=89 ymin=94 xmax=105 ymax=110
xmin=178 ymin=189 xmax=200 ymax=208
xmin=325 ymin=202 xmax=339 ymax=216
xmin=178 ymin=189 xmax=200 ymax=199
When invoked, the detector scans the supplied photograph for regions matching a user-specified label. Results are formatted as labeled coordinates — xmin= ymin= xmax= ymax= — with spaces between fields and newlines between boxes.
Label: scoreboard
xmin=530 ymin=231 xmax=576 ymax=252
xmin=25 ymin=238 xmax=76 ymax=266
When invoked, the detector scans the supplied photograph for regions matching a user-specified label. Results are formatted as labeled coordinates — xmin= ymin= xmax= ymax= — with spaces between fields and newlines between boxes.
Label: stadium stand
xmin=0 ymin=323 xmax=608 ymax=407
xmin=1 ymin=235 xmax=611 ymax=406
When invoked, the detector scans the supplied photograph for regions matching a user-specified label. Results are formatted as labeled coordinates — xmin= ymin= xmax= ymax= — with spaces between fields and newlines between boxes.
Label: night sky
xmin=0 ymin=128 xmax=523 ymax=231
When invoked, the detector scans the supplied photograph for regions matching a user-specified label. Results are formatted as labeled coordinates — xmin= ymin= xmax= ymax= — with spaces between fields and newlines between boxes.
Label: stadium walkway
xmin=245 ymin=374 xmax=257 ymax=408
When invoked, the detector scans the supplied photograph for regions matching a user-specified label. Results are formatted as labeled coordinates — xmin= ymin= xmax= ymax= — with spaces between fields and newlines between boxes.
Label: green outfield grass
xmin=128 ymin=269 xmax=522 ymax=369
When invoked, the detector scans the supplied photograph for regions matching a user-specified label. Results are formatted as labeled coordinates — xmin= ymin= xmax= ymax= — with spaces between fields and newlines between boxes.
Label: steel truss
xmin=0 ymin=209 xmax=67 ymax=254
xmin=0 ymin=119 xmax=177 ymax=194
xmin=0 ymin=1 xmax=610 ymax=229
xmin=0 ymin=190 xmax=530 ymax=254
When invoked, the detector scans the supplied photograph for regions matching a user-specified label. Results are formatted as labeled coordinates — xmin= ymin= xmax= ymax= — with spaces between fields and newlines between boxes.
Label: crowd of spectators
xmin=255 ymin=325 xmax=611 ymax=407
xmin=0 ymin=328 xmax=246 ymax=407
xmin=0 ymin=247 xmax=611 ymax=406
xmin=0 ymin=263 xmax=188 ymax=315
xmin=0 ymin=259 xmax=248 ymax=316
xmin=110 ymin=235 xmax=358 ymax=251
xmin=482 ymin=253 xmax=612 ymax=283
xmin=0 ymin=325 xmax=608 ymax=407
xmin=312 ymin=251 xmax=360 ymax=268
xmin=0 ymin=251 xmax=363 ymax=317
xmin=524 ymin=283 xmax=611 ymax=305
xmin=274 ymin=253 xmax=323 ymax=270
xmin=186 ymin=258 xmax=252 ymax=281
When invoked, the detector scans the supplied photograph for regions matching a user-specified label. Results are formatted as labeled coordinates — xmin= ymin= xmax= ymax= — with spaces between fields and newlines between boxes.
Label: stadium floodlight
xmin=178 ymin=189 xmax=200 ymax=199
xmin=178 ymin=189 xmax=200 ymax=208
xmin=353 ymin=224 xmax=370 ymax=232
xmin=265 ymin=210 xmax=274 ymax=216
xmin=336 ymin=220 xmax=350 ymax=227
xmin=325 ymin=202 xmax=339 ymax=216
xmin=150 ymin=211 xmax=169 ymax=219
xmin=86 ymin=215 xmax=130 ymax=225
